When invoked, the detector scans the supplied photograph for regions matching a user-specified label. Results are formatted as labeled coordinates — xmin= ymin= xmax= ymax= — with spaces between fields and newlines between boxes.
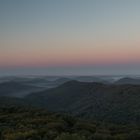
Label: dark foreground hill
xmin=25 ymin=80 xmax=140 ymax=124
xmin=1 ymin=105 xmax=140 ymax=140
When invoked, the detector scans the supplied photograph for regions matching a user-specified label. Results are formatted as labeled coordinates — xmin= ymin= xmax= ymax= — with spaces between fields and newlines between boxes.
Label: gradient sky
xmin=1 ymin=0 xmax=140 ymax=75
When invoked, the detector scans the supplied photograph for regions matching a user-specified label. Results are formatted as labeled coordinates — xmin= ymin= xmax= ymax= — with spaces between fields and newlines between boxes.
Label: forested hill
xmin=25 ymin=80 xmax=140 ymax=123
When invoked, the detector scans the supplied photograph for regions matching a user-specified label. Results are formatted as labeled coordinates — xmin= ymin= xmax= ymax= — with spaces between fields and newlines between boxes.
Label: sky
xmin=1 ymin=0 xmax=140 ymax=76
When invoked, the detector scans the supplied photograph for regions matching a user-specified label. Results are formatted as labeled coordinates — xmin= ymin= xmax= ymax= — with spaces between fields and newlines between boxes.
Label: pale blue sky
xmin=1 ymin=0 xmax=140 ymax=75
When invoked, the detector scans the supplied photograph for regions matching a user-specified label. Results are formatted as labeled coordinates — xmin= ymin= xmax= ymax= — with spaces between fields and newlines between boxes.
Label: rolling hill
xmin=25 ymin=80 xmax=140 ymax=123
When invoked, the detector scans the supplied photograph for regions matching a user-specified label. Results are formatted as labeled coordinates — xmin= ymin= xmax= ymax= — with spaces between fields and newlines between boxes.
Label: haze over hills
xmin=0 ymin=76 xmax=71 ymax=98
xmin=71 ymin=76 xmax=111 ymax=84
xmin=20 ymin=77 xmax=71 ymax=88
xmin=1 ymin=75 xmax=140 ymax=98
xmin=0 ymin=76 xmax=111 ymax=98
xmin=0 ymin=81 xmax=43 ymax=98
xmin=114 ymin=77 xmax=140 ymax=85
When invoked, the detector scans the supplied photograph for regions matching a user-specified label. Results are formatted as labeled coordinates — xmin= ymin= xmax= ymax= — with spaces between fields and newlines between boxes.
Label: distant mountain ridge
xmin=115 ymin=77 xmax=140 ymax=85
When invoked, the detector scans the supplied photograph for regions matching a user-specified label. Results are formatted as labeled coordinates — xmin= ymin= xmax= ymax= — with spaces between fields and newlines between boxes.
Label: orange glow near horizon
xmin=1 ymin=38 xmax=140 ymax=68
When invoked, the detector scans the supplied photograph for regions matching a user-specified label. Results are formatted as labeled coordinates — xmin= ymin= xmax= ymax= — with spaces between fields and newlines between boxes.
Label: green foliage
xmin=4 ymin=130 xmax=41 ymax=140
xmin=0 ymin=106 xmax=140 ymax=140
xmin=74 ymin=121 xmax=96 ymax=133
xmin=55 ymin=133 xmax=86 ymax=140
xmin=126 ymin=130 xmax=140 ymax=140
